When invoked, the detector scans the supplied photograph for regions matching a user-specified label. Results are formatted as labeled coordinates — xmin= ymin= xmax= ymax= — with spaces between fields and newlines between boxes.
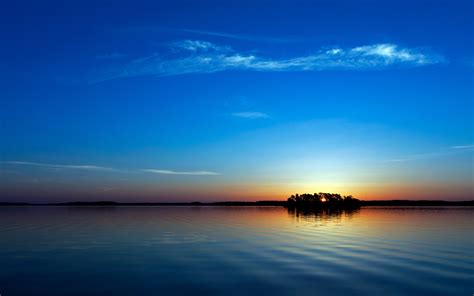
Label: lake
xmin=0 ymin=206 xmax=472 ymax=295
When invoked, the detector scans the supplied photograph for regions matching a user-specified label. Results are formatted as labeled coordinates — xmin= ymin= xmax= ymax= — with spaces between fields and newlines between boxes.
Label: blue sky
xmin=1 ymin=0 xmax=473 ymax=202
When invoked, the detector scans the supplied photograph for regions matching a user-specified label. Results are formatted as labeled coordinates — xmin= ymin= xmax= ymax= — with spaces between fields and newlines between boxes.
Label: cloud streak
xmin=385 ymin=144 xmax=474 ymax=163
xmin=231 ymin=112 xmax=270 ymax=119
xmin=179 ymin=29 xmax=297 ymax=43
xmin=451 ymin=144 xmax=474 ymax=149
xmin=92 ymin=41 xmax=444 ymax=82
xmin=3 ymin=161 xmax=220 ymax=176
xmin=3 ymin=161 xmax=118 ymax=171
xmin=142 ymin=169 xmax=220 ymax=175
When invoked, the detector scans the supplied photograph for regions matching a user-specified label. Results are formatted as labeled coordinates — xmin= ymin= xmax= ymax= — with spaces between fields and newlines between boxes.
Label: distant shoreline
xmin=0 ymin=200 xmax=473 ymax=207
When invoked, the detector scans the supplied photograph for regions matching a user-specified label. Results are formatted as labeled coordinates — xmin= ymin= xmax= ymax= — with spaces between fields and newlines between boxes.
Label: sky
xmin=0 ymin=0 xmax=473 ymax=202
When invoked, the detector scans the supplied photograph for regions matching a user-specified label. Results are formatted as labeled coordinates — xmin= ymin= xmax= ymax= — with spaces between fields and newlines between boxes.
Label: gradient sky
xmin=1 ymin=0 xmax=473 ymax=202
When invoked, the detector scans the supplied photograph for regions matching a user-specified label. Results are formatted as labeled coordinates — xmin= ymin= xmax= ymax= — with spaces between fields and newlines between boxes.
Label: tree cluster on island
xmin=286 ymin=192 xmax=361 ymax=208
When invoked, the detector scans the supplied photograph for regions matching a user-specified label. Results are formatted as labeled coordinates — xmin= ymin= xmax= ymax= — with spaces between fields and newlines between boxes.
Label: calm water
xmin=0 ymin=206 xmax=472 ymax=296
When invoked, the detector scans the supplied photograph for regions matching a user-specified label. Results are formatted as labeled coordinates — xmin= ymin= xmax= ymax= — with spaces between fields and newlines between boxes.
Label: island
xmin=286 ymin=192 xmax=361 ymax=209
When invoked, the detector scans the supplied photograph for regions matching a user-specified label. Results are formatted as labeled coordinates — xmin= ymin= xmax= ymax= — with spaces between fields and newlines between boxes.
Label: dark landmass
xmin=0 ymin=201 xmax=287 ymax=206
xmin=286 ymin=193 xmax=361 ymax=209
xmin=0 ymin=200 xmax=472 ymax=207
xmin=360 ymin=200 xmax=474 ymax=206
xmin=56 ymin=201 xmax=288 ymax=206
xmin=0 ymin=202 xmax=31 ymax=206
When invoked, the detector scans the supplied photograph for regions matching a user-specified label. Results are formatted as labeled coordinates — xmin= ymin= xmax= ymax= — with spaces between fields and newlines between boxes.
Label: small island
xmin=286 ymin=192 xmax=361 ymax=209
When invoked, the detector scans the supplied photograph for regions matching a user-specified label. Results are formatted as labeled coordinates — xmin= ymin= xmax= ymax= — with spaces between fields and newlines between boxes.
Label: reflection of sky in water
xmin=0 ymin=206 xmax=472 ymax=296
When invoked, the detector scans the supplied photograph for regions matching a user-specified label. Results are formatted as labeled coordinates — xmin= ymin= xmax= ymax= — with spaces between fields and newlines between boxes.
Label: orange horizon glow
xmin=2 ymin=179 xmax=473 ymax=203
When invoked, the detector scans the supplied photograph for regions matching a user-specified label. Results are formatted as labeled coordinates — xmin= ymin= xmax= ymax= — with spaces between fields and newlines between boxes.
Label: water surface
xmin=0 ymin=206 xmax=472 ymax=295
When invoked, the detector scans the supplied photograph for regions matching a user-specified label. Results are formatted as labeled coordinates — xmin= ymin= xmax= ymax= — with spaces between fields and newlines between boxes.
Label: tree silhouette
xmin=287 ymin=192 xmax=360 ymax=209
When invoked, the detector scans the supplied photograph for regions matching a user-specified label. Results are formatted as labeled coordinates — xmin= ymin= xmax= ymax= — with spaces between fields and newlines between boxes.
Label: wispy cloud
xmin=385 ymin=144 xmax=474 ymax=163
xmin=91 ymin=41 xmax=444 ymax=82
xmin=179 ymin=29 xmax=297 ymax=43
xmin=3 ymin=161 xmax=118 ymax=171
xmin=231 ymin=112 xmax=270 ymax=119
xmin=171 ymin=40 xmax=222 ymax=52
xmin=384 ymin=153 xmax=442 ymax=163
xmin=115 ymin=26 xmax=297 ymax=43
xmin=451 ymin=144 xmax=474 ymax=149
xmin=2 ymin=161 xmax=220 ymax=176
xmin=142 ymin=169 xmax=220 ymax=175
